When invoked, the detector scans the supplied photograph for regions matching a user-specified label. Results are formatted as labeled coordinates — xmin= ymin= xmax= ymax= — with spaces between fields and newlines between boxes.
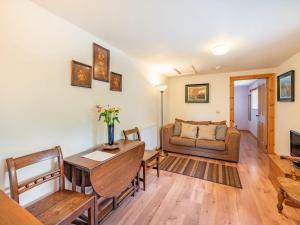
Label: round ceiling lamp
xmin=212 ymin=44 xmax=230 ymax=56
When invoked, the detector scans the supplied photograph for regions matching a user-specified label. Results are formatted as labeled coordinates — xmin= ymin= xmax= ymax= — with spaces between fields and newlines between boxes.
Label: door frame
xmin=230 ymin=73 xmax=275 ymax=154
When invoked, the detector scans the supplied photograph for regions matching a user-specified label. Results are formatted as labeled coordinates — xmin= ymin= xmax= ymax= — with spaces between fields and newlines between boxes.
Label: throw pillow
xmin=180 ymin=123 xmax=198 ymax=139
xmin=216 ymin=125 xmax=228 ymax=141
xmin=198 ymin=125 xmax=217 ymax=140
xmin=173 ymin=120 xmax=181 ymax=136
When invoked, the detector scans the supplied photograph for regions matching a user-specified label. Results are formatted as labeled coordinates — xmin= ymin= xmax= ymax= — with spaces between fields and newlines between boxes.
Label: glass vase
xmin=107 ymin=124 xmax=114 ymax=145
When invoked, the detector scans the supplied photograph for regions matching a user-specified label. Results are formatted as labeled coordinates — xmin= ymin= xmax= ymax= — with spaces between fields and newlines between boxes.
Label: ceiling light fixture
xmin=212 ymin=44 xmax=230 ymax=56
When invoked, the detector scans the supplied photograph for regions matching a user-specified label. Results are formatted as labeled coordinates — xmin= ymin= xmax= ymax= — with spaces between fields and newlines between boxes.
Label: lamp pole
xmin=155 ymin=84 xmax=168 ymax=156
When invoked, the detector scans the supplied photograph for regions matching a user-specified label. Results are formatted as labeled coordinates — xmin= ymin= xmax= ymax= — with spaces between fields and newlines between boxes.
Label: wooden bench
xmin=6 ymin=146 xmax=95 ymax=225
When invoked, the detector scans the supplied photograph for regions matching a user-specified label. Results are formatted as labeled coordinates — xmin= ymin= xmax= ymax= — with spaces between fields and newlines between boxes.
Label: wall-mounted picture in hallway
xmin=71 ymin=60 xmax=92 ymax=88
xmin=277 ymin=70 xmax=295 ymax=102
xmin=93 ymin=43 xmax=110 ymax=82
xmin=185 ymin=83 xmax=209 ymax=103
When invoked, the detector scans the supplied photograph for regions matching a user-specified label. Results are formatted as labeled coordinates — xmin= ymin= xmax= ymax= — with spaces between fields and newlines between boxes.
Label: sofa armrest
xmin=225 ymin=128 xmax=241 ymax=162
xmin=162 ymin=123 xmax=174 ymax=149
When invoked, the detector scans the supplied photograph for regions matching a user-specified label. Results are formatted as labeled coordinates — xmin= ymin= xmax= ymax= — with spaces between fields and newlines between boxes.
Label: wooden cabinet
xmin=269 ymin=154 xmax=300 ymax=189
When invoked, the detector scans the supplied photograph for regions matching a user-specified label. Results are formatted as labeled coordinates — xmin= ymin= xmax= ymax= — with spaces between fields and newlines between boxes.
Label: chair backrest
xmin=6 ymin=146 xmax=65 ymax=203
xmin=123 ymin=127 xmax=141 ymax=141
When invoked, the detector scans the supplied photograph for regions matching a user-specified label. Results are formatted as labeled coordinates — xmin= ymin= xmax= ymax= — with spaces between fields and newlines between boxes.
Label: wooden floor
xmin=102 ymin=132 xmax=300 ymax=225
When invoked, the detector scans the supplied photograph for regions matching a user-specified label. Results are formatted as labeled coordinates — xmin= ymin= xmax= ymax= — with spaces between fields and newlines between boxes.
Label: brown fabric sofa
xmin=162 ymin=123 xmax=240 ymax=162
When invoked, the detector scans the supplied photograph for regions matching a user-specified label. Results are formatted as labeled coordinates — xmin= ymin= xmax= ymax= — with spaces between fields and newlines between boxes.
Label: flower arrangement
xmin=96 ymin=105 xmax=120 ymax=125
xmin=96 ymin=105 xmax=120 ymax=145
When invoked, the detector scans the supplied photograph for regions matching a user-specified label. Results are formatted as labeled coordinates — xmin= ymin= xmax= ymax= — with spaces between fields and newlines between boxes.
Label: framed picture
xmin=277 ymin=70 xmax=295 ymax=102
xmin=93 ymin=43 xmax=110 ymax=82
xmin=248 ymin=94 xmax=251 ymax=121
xmin=71 ymin=60 xmax=92 ymax=88
xmin=110 ymin=72 xmax=122 ymax=92
xmin=185 ymin=83 xmax=209 ymax=103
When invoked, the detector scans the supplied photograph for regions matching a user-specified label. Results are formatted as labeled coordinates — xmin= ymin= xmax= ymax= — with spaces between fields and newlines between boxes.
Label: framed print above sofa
xmin=185 ymin=83 xmax=209 ymax=103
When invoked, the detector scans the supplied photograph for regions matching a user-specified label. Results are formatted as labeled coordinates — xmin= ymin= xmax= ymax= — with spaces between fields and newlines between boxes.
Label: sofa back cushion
xmin=174 ymin=118 xmax=210 ymax=136
xmin=198 ymin=125 xmax=217 ymax=140
xmin=175 ymin=118 xmax=210 ymax=125
xmin=180 ymin=122 xmax=198 ymax=139
xmin=211 ymin=120 xmax=227 ymax=125
xmin=216 ymin=125 xmax=228 ymax=141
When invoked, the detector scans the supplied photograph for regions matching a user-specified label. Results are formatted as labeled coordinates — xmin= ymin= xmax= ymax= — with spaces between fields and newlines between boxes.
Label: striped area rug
xmin=160 ymin=155 xmax=242 ymax=188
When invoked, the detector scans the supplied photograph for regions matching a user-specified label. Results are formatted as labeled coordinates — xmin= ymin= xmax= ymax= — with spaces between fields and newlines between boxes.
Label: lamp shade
xmin=156 ymin=84 xmax=168 ymax=92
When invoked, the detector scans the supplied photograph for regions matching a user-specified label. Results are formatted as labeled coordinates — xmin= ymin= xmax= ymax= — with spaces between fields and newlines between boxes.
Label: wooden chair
xmin=277 ymin=155 xmax=300 ymax=213
xmin=123 ymin=127 xmax=160 ymax=191
xmin=6 ymin=146 xmax=95 ymax=225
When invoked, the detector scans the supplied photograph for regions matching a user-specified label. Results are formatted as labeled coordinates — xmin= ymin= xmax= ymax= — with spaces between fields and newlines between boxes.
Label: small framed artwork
xmin=71 ymin=60 xmax=92 ymax=88
xmin=93 ymin=43 xmax=110 ymax=82
xmin=185 ymin=83 xmax=209 ymax=103
xmin=248 ymin=94 xmax=251 ymax=121
xmin=277 ymin=70 xmax=295 ymax=102
xmin=110 ymin=72 xmax=122 ymax=92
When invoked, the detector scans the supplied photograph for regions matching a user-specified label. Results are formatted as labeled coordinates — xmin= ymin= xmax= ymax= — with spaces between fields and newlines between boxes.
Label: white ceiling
xmin=31 ymin=0 xmax=300 ymax=76
xmin=234 ymin=79 xmax=257 ymax=87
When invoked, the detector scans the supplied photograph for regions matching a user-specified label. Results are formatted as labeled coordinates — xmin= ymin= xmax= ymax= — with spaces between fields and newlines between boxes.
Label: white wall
xmin=0 ymin=0 xmax=160 ymax=205
xmin=276 ymin=52 xmax=300 ymax=155
xmin=234 ymin=86 xmax=249 ymax=130
xmin=167 ymin=68 xmax=277 ymax=124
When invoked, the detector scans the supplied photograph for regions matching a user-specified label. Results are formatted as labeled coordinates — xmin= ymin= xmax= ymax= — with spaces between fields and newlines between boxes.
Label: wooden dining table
xmin=0 ymin=190 xmax=44 ymax=225
xmin=64 ymin=139 xmax=145 ymax=223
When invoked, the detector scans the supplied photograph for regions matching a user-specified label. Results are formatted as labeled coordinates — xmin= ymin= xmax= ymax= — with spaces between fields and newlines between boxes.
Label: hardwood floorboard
xmin=102 ymin=132 xmax=300 ymax=225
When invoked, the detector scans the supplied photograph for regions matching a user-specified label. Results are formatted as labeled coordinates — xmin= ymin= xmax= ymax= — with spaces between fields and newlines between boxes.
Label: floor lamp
xmin=156 ymin=84 xmax=168 ymax=156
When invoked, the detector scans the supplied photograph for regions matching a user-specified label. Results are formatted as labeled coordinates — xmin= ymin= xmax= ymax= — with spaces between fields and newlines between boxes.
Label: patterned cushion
xmin=216 ymin=125 xmax=228 ymax=141
xmin=173 ymin=120 xmax=181 ymax=136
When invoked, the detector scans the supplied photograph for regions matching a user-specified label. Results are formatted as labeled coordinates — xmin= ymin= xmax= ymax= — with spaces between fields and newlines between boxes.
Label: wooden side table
xmin=139 ymin=150 xmax=160 ymax=191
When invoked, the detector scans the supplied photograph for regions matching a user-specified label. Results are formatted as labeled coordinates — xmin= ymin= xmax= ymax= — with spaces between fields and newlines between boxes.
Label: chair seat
xmin=278 ymin=177 xmax=300 ymax=205
xmin=143 ymin=150 xmax=159 ymax=163
xmin=26 ymin=190 xmax=93 ymax=225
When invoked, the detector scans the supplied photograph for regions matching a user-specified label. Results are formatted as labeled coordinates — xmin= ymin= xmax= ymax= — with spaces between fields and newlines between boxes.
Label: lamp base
xmin=159 ymin=149 xmax=168 ymax=157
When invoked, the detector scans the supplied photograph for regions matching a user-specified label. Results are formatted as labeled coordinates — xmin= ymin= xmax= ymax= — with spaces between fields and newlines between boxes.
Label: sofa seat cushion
xmin=196 ymin=139 xmax=225 ymax=151
xmin=170 ymin=136 xmax=196 ymax=147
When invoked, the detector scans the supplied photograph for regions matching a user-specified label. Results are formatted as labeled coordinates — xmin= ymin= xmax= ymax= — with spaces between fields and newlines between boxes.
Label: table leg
xmin=71 ymin=166 xmax=76 ymax=191
xmin=81 ymin=171 xmax=85 ymax=193
xmin=136 ymin=169 xmax=140 ymax=192
xmin=113 ymin=196 xmax=117 ymax=209
xmin=131 ymin=180 xmax=136 ymax=196
xmin=156 ymin=156 xmax=160 ymax=177
xmin=88 ymin=197 xmax=95 ymax=225
xmin=142 ymin=161 xmax=146 ymax=191
xmin=94 ymin=193 xmax=98 ymax=224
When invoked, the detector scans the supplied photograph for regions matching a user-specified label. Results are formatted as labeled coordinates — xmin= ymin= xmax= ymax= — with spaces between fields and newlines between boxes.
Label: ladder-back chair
xmin=6 ymin=146 xmax=95 ymax=225
xmin=123 ymin=127 xmax=160 ymax=191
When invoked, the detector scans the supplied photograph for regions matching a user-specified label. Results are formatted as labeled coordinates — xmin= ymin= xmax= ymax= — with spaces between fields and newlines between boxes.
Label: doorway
xmin=230 ymin=74 xmax=275 ymax=154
